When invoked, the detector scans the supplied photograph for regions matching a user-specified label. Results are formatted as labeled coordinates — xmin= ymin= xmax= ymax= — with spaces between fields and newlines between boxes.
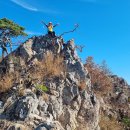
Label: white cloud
xmin=10 ymin=0 xmax=60 ymax=14
xmin=25 ymin=30 xmax=42 ymax=35
xmin=10 ymin=0 xmax=38 ymax=12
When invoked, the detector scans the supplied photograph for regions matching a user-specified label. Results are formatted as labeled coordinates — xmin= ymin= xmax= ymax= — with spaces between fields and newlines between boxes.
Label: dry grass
xmin=18 ymin=88 xmax=25 ymax=97
xmin=42 ymin=93 xmax=49 ymax=102
xmin=30 ymin=52 xmax=66 ymax=80
xmin=0 ymin=74 xmax=14 ymax=93
xmin=0 ymin=57 xmax=2 ymax=63
xmin=99 ymin=114 xmax=124 ymax=130
xmin=0 ymin=72 xmax=19 ymax=93
xmin=85 ymin=57 xmax=113 ymax=95
xmin=78 ymin=80 xmax=87 ymax=90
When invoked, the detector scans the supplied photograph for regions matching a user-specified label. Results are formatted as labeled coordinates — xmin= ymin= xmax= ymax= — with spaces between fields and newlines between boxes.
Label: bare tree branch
xmin=59 ymin=24 xmax=79 ymax=37
xmin=75 ymin=45 xmax=85 ymax=52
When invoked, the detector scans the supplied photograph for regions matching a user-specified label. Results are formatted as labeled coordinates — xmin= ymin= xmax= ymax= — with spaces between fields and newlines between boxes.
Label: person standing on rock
xmin=42 ymin=21 xmax=59 ymax=38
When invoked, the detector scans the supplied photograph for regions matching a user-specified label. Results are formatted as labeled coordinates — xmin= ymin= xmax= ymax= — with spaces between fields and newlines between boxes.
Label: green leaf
xmin=0 ymin=18 xmax=27 ymax=37
xmin=36 ymin=84 xmax=49 ymax=92
xmin=122 ymin=117 xmax=130 ymax=127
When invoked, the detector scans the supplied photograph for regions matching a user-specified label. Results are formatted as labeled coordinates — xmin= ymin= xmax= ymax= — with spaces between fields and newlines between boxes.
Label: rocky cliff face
xmin=0 ymin=35 xmax=130 ymax=130
xmin=0 ymin=35 xmax=100 ymax=130
xmin=97 ymin=75 xmax=130 ymax=130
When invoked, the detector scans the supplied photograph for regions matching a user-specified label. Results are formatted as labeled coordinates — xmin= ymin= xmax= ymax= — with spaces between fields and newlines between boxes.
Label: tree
xmin=100 ymin=60 xmax=112 ymax=75
xmin=85 ymin=56 xmax=113 ymax=94
xmin=0 ymin=18 xmax=27 ymax=36
xmin=0 ymin=18 xmax=27 ymax=58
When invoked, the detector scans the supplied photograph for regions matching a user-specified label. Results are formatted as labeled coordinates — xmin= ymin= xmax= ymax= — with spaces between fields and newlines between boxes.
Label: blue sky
xmin=0 ymin=0 xmax=130 ymax=84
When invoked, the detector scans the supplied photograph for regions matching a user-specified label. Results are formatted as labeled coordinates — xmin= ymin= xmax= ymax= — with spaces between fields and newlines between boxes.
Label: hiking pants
xmin=48 ymin=31 xmax=55 ymax=38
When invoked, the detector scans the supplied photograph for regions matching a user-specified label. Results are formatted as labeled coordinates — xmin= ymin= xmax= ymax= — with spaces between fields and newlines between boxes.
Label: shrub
xmin=0 ymin=74 xmax=14 ymax=93
xmin=99 ymin=114 xmax=124 ymax=130
xmin=78 ymin=80 xmax=87 ymax=90
xmin=122 ymin=116 xmax=130 ymax=127
xmin=84 ymin=57 xmax=113 ymax=94
xmin=42 ymin=52 xmax=65 ymax=77
xmin=18 ymin=88 xmax=25 ymax=97
xmin=30 ymin=52 xmax=66 ymax=80
xmin=0 ymin=72 xmax=19 ymax=93
xmin=36 ymin=84 xmax=48 ymax=92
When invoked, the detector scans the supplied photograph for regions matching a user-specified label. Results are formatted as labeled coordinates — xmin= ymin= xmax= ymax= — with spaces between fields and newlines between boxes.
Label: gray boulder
xmin=5 ymin=93 xmax=39 ymax=121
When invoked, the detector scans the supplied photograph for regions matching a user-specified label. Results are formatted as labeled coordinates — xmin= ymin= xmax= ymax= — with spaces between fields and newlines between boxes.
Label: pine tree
xmin=0 ymin=18 xmax=27 ymax=37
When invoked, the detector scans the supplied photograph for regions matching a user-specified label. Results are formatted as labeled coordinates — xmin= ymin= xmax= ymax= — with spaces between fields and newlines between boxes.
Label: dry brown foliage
xmin=85 ymin=57 xmax=113 ymax=94
xmin=31 ymin=52 xmax=66 ymax=80
xmin=18 ymin=88 xmax=25 ymax=97
xmin=78 ymin=80 xmax=87 ymax=90
xmin=99 ymin=114 xmax=124 ymax=130
xmin=0 ymin=57 xmax=2 ymax=63
xmin=0 ymin=72 xmax=20 ymax=93
xmin=0 ymin=74 xmax=14 ymax=93
xmin=42 ymin=93 xmax=49 ymax=102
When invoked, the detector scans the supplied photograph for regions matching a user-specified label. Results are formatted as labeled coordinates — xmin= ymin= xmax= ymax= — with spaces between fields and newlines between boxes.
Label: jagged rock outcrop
xmin=0 ymin=34 xmax=130 ymax=130
xmin=0 ymin=35 xmax=100 ymax=130
xmin=97 ymin=75 xmax=130 ymax=130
